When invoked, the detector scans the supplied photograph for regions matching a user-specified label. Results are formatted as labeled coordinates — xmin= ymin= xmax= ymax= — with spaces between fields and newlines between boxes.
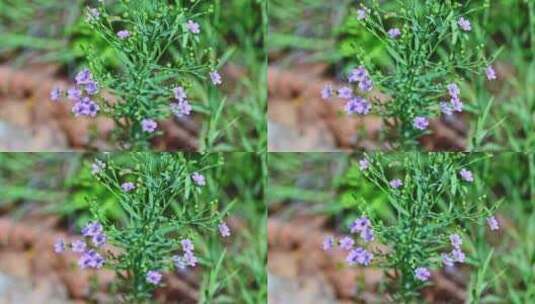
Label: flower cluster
xmin=321 ymin=65 xmax=373 ymax=116
xmin=50 ymin=69 xmax=101 ymax=118
xmin=172 ymin=239 xmax=199 ymax=271
xmin=54 ymin=221 xmax=106 ymax=270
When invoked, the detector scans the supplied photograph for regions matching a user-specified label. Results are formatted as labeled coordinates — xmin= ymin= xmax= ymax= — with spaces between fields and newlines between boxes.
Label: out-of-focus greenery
xmin=269 ymin=0 xmax=534 ymax=151
xmin=0 ymin=152 xmax=266 ymax=303
xmin=269 ymin=152 xmax=533 ymax=302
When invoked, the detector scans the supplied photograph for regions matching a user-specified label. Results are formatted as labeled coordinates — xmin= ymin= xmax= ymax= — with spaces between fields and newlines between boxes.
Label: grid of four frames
xmin=0 ymin=1 xmax=533 ymax=303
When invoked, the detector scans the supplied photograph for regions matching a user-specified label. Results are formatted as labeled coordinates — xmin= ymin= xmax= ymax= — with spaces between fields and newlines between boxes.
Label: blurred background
xmin=0 ymin=0 xmax=266 ymax=151
xmin=0 ymin=152 xmax=267 ymax=303
xmin=268 ymin=152 xmax=534 ymax=303
xmin=268 ymin=0 xmax=534 ymax=151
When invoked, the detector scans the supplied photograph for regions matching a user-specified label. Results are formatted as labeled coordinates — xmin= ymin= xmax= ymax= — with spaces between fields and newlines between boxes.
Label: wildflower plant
xmin=55 ymin=153 xmax=233 ymax=302
xmin=322 ymin=0 xmax=499 ymax=148
xmin=50 ymin=1 xmax=223 ymax=150
xmin=323 ymin=153 xmax=501 ymax=301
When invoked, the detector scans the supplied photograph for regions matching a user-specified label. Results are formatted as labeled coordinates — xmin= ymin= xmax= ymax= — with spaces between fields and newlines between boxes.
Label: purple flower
xmin=218 ymin=222 xmax=231 ymax=238
xmin=67 ymin=87 xmax=82 ymax=101
xmin=183 ymin=251 xmax=198 ymax=267
xmin=339 ymin=236 xmax=355 ymax=250
xmin=91 ymin=159 xmax=105 ymax=175
xmin=415 ymin=267 xmax=431 ymax=281
xmin=447 ymin=83 xmax=460 ymax=98
xmin=451 ymin=248 xmax=465 ymax=263
xmin=486 ymin=66 xmax=496 ymax=80
xmin=322 ymin=235 xmax=335 ymax=251
xmin=121 ymin=182 xmax=135 ymax=192
xmin=459 ymin=168 xmax=473 ymax=182
xmin=191 ymin=172 xmax=206 ymax=186
xmin=487 ymin=216 xmax=499 ymax=231
xmin=209 ymin=71 xmax=222 ymax=86
xmin=337 ymin=87 xmax=353 ymax=100
xmin=181 ymin=239 xmax=194 ymax=253
xmin=450 ymin=97 xmax=464 ymax=112
xmin=78 ymin=250 xmax=104 ymax=269
xmin=413 ymin=116 xmax=429 ymax=130
xmin=75 ymin=69 xmax=93 ymax=85
xmin=458 ymin=17 xmax=472 ymax=32
xmin=72 ymin=97 xmax=99 ymax=118
xmin=350 ymin=216 xmax=371 ymax=234
xmin=388 ymin=28 xmax=401 ymax=39
xmin=117 ymin=30 xmax=130 ymax=39
xmin=360 ymin=228 xmax=374 ymax=242
xmin=85 ymin=81 xmax=99 ymax=95
xmin=440 ymin=101 xmax=453 ymax=116
xmin=71 ymin=240 xmax=87 ymax=253
xmin=357 ymin=9 xmax=367 ymax=20
xmin=82 ymin=221 xmax=103 ymax=237
xmin=50 ymin=87 xmax=61 ymax=102
xmin=186 ymin=20 xmax=200 ymax=34
xmin=174 ymin=86 xmax=187 ymax=101
xmin=345 ymin=97 xmax=371 ymax=115
xmin=141 ymin=119 xmax=158 ymax=133
xmin=54 ymin=239 xmax=65 ymax=253
xmin=442 ymin=253 xmax=454 ymax=267
xmin=348 ymin=66 xmax=368 ymax=83
xmin=450 ymin=234 xmax=462 ymax=248
xmin=359 ymin=159 xmax=369 ymax=171
xmin=170 ymin=100 xmax=192 ymax=118
xmin=346 ymin=247 xmax=373 ymax=266
xmin=358 ymin=77 xmax=373 ymax=92
xmin=92 ymin=234 xmax=107 ymax=247
xmin=172 ymin=255 xmax=188 ymax=270
xmin=321 ymin=84 xmax=334 ymax=100
xmin=389 ymin=178 xmax=403 ymax=189
xmin=146 ymin=271 xmax=162 ymax=285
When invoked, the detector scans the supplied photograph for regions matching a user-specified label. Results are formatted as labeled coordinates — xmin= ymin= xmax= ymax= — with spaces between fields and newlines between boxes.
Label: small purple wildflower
xmin=50 ymin=87 xmax=61 ymax=102
xmin=389 ymin=179 xmax=403 ymax=189
xmin=218 ymin=222 xmax=231 ymax=238
xmin=348 ymin=66 xmax=368 ymax=83
xmin=350 ymin=216 xmax=371 ymax=234
xmin=388 ymin=28 xmax=401 ymax=39
xmin=447 ymin=83 xmax=460 ymax=98
xmin=360 ymin=228 xmax=374 ymax=242
xmin=78 ymin=250 xmax=104 ymax=269
xmin=486 ymin=66 xmax=496 ymax=80
xmin=413 ymin=116 xmax=429 ymax=130
xmin=357 ymin=9 xmax=367 ymax=20
xmin=210 ymin=71 xmax=222 ymax=86
xmin=442 ymin=253 xmax=455 ymax=267
xmin=345 ymin=97 xmax=371 ymax=115
xmin=186 ymin=20 xmax=200 ymax=34
xmin=322 ymin=235 xmax=335 ymax=251
xmin=174 ymin=86 xmax=187 ymax=101
xmin=117 ymin=30 xmax=130 ymax=39
xmin=146 ymin=271 xmax=162 ymax=285
xmin=84 ymin=81 xmax=99 ymax=95
xmin=72 ymin=97 xmax=99 ymax=118
xmin=451 ymin=248 xmax=466 ymax=263
xmin=450 ymin=234 xmax=462 ymax=249
xmin=440 ymin=101 xmax=453 ymax=116
xmin=181 ymin=239 xmax=194 ymax=253
xmin=121 ymin=182 xmax=135 ymax=192
xmin=67 ymin=87 xmax=82 ymax=101
xmin=82 ymin=221 xmax=103 ymax=237
xmin=450 ymin=97 xmax=464 ymax=112
xmin=414 ymin=267 xmax=431 ymax=281
xmin=337 ymin=87 xmax=353 ymax=100
xmin=71 ymin=240 xmax=87 ymax=253
xmin=459 ymin=168 xmax=474 ymax=182
xmin=54 ymin=239 xmax=65 ymax=253
xmin=458 ymin=17 xmax=472 ymax=32
xmin=191 ymin=172 xmax=206 ymax=186
xmin=358 ymin=77 xmax=373 ymax=92
xmin=170 ymin=100 xmax=192 ymax=118
xmin=359 ymin=159 xmax=369 ymax=171
xmin=183 ymin=251 xmax=198 ymax=267
xmin=91 ymin=159 xmax=105 ymax=175
xmin=141 ymin=119 xmax=158 ymax=133
xmin=346 ymin=247 xmax=373 ymax=266
xmin=339 ymin=236 xmax=355 ymax=250
xmin=172 ymin=255 xmax=188 ymax=270
xmin=321 ymin=84 xmax=334 ymax=100
xmin=92 ymin=234 xmax=107 ymax=247
xmin=487 ymin=216 xmax=499 ymax=231
xmin=75 ymin=69 xmax=93 ymax=85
